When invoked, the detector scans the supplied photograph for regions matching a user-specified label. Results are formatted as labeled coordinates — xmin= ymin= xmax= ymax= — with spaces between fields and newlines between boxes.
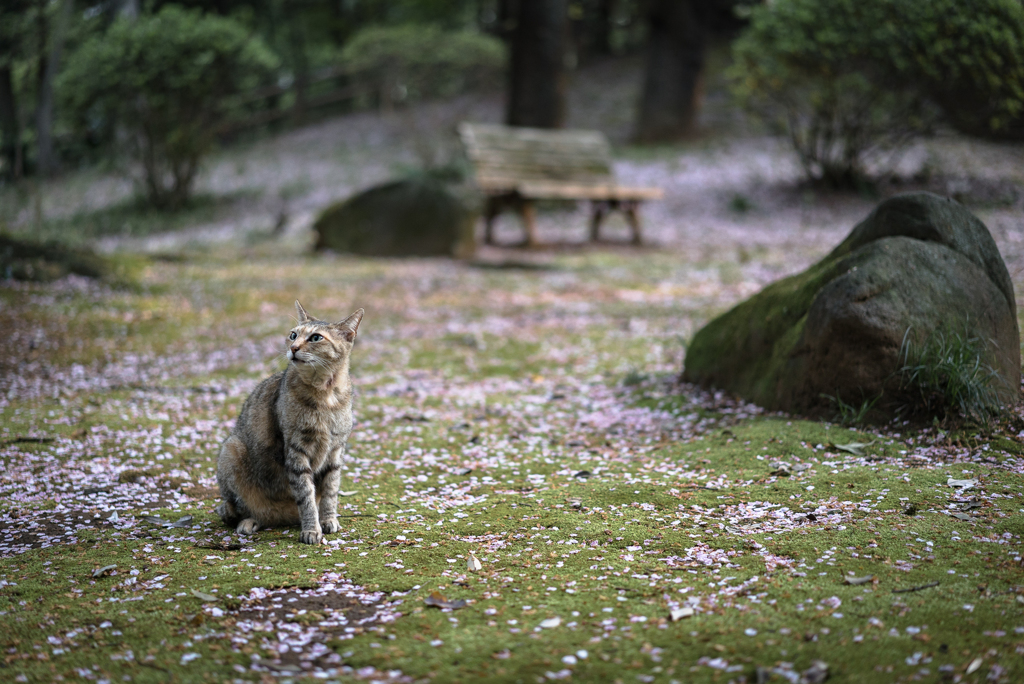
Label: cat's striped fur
xmin=216 ymin=301 xmax=363 ymax=544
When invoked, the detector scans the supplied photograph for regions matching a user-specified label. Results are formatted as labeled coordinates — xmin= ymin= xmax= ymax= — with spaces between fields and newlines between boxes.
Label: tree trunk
xmin=576 ymin=0 xmax=614 ymax=58
xmin=0 ymin=65 xmax=20 ymax=179
xmin=506 ymin=0 xmax=568 ymax=129
xmin=282 ymin=1 xmax=310 ymax=123
xmin=35 ymin=0 xmax=73 ymax=176
xmin=593 ymin=0 xmax=614 ymax=56
xmin=634 ymin=0 xmax=706 ymax=143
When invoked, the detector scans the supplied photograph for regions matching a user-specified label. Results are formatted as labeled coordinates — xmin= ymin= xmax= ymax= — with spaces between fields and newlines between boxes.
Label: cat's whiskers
xmin=302 ymin=353 xmax=329 ymax=373
xmin=314 ymin=358 xmax=336 ymax=377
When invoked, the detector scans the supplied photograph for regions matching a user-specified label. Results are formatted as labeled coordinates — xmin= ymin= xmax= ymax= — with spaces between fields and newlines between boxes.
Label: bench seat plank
xmin=514 ymin=182 xmax=663 ymax=201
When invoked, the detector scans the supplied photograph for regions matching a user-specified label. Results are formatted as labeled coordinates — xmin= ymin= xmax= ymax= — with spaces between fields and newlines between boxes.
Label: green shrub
xmin=59 ymin=6 xmax=278 ymax=209
xmin=898 ymin=0 xmax=1024 ymax=138
xmin=340 ymin=24 xmax=506 ymax=107
xmin=730 ymin=0 xmax=1024 ymax=187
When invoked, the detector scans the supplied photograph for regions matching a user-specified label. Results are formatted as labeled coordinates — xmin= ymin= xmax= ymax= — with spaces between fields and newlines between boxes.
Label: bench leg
xmin=590 ymin=201 xmax=609 ymax=242
xmin=624 ymin=200 xmax=642 ymax=245
xmin=484 ymin=197 xmax=500 ymax=245
xmin=521 ymin=200 xmax=539 ymax=248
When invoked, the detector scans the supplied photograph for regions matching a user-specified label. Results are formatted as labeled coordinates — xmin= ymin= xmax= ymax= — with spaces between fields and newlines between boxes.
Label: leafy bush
xmin=59 ymin=6 xmax=278 ymax=209
xmin=898 ymin=0 xmax=1024 ymax=139
xmin=340 ymin=24 xmax=505 ymax=107
xmin=730 ymin=0 xmax=1024 ymax=187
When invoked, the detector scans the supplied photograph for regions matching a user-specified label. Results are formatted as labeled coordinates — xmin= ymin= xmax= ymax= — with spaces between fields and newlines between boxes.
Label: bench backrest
xmin=458 ymin=123 xmax=614 ymax=194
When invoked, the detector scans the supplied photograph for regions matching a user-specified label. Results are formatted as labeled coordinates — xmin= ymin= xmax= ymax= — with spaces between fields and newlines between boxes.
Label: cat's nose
xmin=290 ymin=345 xmax=300 ymax=354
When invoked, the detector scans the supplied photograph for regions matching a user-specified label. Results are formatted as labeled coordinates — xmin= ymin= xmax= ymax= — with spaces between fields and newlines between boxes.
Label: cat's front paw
xmin=300 ymin=527 xmax=323 ymax=545
xmin=237 ymin=518 xmax=260 ymax=535
xmin=321 ymin=517 xmax=340 ymax=535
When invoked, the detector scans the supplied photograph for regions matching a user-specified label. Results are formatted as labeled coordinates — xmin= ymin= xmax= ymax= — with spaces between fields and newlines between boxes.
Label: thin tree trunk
xmin=35 ymin=0 xmax=73 ymax=176
xmin=0 ymin=65 xmax=20 ymax=179
xmin=286 ymin=8 xmax=310 ymax=123
xmin=506 ymin=0 xmax=568 ymax=129
xmin=633 ymin=0 xmax=706 ymax=143
xmin=568 ymin=0 xmax=614 ymax=64
xmin=595 ymin=0 xmax=614 ymax=55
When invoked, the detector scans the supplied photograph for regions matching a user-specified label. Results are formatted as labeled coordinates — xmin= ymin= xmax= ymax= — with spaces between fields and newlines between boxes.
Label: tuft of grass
xmin=897 ymin=327 xmax=1007 ymax=423
xmin=622 ymin=368 xmax=649 ymax=386
xmin=821 ymin=392 xmax=881 ymax=425
xmin=728 ymin=193 xmax=753 ymax=213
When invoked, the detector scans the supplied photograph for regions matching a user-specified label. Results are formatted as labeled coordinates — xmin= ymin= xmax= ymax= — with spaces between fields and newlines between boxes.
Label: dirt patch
xmin=0 ymin=486 xmax=197 ymax=555
xmin=885 ymin=174 xmax=1023 ymax=208
xmin=0 ymin=507 xmax=125 ymax=553
xmin=182 ymin=485 xmax=220 ymax=500
xmin=222 ymin=574 xmax=407 ymax=678
xmin=238 ymin=586 xmax=381 ymax=627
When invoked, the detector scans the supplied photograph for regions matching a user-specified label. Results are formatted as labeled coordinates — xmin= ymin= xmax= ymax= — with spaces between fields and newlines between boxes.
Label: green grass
xmin=1 ymin=249 xmax=1022 ymax=683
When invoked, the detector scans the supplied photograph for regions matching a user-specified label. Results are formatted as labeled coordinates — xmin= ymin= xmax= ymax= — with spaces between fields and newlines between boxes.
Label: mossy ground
xmin=2 ymin=247 xmax=1023 ymax=684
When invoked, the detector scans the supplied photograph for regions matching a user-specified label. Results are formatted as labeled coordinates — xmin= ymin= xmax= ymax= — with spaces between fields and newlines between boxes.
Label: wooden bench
xmin=458 ymin=123 xmax=663 ymax=247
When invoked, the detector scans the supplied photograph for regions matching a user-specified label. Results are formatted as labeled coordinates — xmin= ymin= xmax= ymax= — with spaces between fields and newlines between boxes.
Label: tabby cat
xmin=216 ymin=301 xmax=363 ymax=544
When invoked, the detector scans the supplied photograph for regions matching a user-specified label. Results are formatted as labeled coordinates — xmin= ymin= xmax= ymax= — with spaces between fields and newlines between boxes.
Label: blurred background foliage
xmin=0 ymin=0 xmax=1022 ymax=204
xmin=59 ymin=5 xmax=279 ymax=208
xmin=340 ymin=24 xmax=506 ymax=107
xmin=730 ymin=0 xmax=1024 ymax=188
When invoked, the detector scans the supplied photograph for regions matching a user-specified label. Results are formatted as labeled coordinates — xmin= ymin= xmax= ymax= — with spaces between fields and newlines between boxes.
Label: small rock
xmin=670 ymin=607 xmax=694 ymax=621
xmin=801 ymin=659 xmax=829 ymax=684
xmin=467 ymin=553 xmax=483 ymax=572
xmin=844 ymin=575 xmax=873 ymax=586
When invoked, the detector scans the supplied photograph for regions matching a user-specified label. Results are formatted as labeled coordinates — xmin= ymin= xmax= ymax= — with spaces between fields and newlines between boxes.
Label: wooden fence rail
xmin=219 ymin=64 xmax=375 ymax=135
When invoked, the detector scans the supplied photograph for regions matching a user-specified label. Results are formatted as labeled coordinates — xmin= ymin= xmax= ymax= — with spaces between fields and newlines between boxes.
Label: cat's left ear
xmin=334 ymin=308 xmax=364 ymax=342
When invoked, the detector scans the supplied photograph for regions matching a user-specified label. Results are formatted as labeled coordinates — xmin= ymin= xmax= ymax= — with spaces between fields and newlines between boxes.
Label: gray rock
xmin=313 ymin=177 xmax=476 ymax=258
xmin=683 ymin=192 xmax=1019 ymax=418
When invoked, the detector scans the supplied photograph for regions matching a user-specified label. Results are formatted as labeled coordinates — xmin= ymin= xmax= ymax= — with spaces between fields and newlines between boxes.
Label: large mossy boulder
xmin=0 ymin=233 xmax=111 ymax=282
xmin=313 ymin=177 xmax=476 ymax=258
xmin=683 ymin=192 xmax=1020 ymax=417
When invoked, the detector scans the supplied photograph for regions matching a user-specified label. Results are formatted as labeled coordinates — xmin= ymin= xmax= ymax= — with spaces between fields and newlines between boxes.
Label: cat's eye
xmin=289 ymin=332 xmax=297 ymax=340
xmin=310 ymin=334 xmax=323 ymax=342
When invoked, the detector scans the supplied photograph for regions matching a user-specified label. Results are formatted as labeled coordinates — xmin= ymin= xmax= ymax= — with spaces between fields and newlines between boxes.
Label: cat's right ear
xmin=295 ymin=300 xmax=310 ymax=323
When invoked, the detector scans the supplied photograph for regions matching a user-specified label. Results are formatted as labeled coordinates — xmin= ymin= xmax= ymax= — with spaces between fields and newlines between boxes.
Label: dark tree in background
xmin=35 ymin=0 xmax=74 ymax=176
xmin=569 ymin=0 xmax=614 ymax=59
xmin=0 ymin=1 xmax=31 ymax=179
xmin=0 ymin=64 xmax=17 ymax=178
xmin=634 ymin=0 xmax=743 ymax=143
xmin=634 ymin=0 xmax=708 ymax=143
xmin=504 ymin=0 xmax=569 ymax=128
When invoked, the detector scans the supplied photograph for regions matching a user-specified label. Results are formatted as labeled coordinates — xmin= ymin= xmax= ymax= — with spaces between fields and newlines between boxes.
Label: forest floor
xmin=2 ymin=57 xmax=1024 ymax=684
